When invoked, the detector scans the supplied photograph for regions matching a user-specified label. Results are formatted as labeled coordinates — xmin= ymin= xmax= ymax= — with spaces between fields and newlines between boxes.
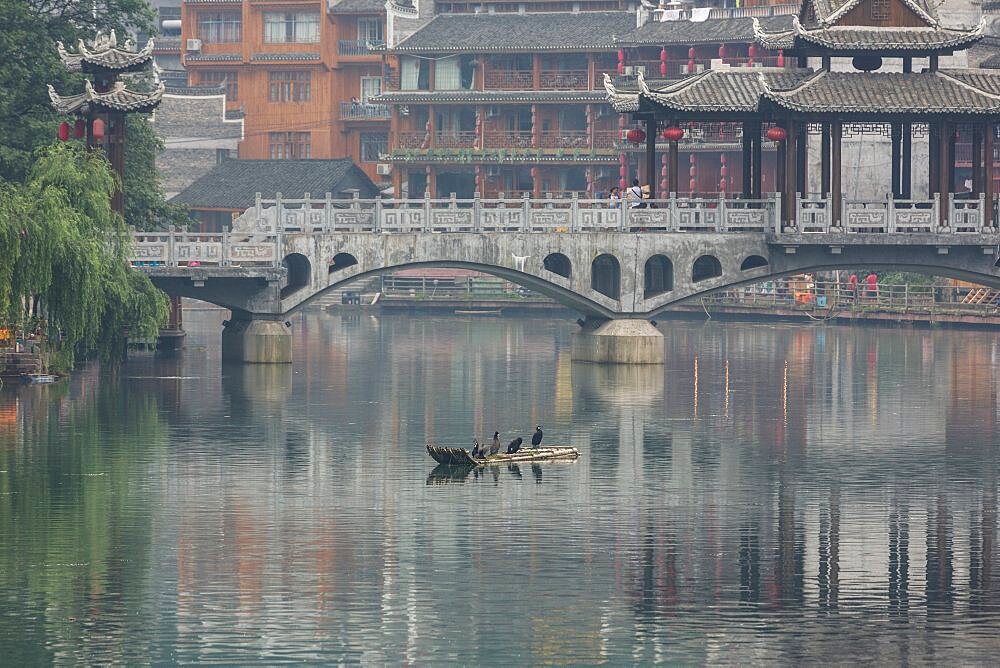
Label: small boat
xmin=426 ymin=443 xmax=579 ymax=467
xmin=23 ymin=373 xmax=57 ymax=384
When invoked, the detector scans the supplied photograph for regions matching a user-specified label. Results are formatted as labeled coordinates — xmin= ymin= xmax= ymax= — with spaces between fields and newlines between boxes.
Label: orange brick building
xmin=180 ymin=0 xmax=389 ymax=184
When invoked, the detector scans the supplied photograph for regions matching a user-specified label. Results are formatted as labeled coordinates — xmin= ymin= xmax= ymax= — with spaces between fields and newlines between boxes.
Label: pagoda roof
xmin=605 ymin=68 xmax=1000 ymax=117
xmin=375 ymin=89 xmax=607 ymax=104
xmin=390 ymin=11 xmax=634 ymax=53
xmin=616 ymin=15 xmax=794 ymax=46
xmin=754 ymin=15 xmax=984 ymax=53
xmin=806 ymin=0 xmax=937 ymax=27
xmin=57 ymin=30 xmax=154 ymax=73
xmin=48 ymin=80 xmax=165 ymax=115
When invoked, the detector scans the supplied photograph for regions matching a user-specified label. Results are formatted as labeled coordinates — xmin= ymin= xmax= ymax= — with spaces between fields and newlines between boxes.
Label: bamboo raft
xmin=426 ymin=443 xmax=579 ymax=467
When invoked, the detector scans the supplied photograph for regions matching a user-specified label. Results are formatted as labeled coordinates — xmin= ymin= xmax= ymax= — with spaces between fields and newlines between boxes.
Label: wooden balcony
xmin=340 ymin=101 xmax=390 ymax=120
xmin=483 ymin=131 xmax=533 ymax=149
xmin=483 ymin=68 xmax=533 ymax=90
xmin=538 ymin=69 xmax=589 ymax=90
xmin=397 ymin=131 xmax=426 ymax=149
xmin=540 ymin=131 xmax=590 ymax=149
xmin=337 ymin=39 xmax=384 ymax=56
xmin=435 ymin=132 xmax=477 ymax=148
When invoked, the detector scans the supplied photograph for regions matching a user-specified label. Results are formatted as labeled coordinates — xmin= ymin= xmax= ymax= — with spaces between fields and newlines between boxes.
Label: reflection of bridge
xmin=132 ymin=194 xmax=1000 ymax=364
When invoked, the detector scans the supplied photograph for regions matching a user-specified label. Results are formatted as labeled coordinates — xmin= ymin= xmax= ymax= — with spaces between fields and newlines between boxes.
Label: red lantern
xmin=617 ymin=61 xmax=625 ymax=75
xmin=689 ymin=165 xmax=696 ymax=177
xmin=660 ymin=47 xmax=667 ymax=62
xmin=74 ymin=119 xmax=86 ymax=138
xmin=777 ymin=49 xmax=785 ymax=68
xmin=662 ymin=126 xmax=684 ymax=142
xmin=619 ymin=153 xmax=627 ymax=165
xmin=531 ymin=167 xmax=538 ymax=179
xmin=619 ymin=178 xmax=627 ymax=189
xmin=93 ymin=118 xmax=106 ymax=139
xmin=718 ymin=44 xmax=726 ymax=60
xmin=720 ymin=177 xmax=727 ymax=192
xmin=625 ymin=128 xmax=646 ymax=143
xmin=618 ymin=49 xmax=625 ymax=61
xmin=619 ymin=165 xmax=627 ymax=177
xmin=720 ymin=165 xmax=728 ymax=178
xmin=57 ymin=122 xmax=70 ymax=141
xmin=766 ymin=126 xmax=787 ymax=142
xmin=660 ymin=179 xmax=668 ymax=193
xmin=689 ymin=178 xmax=697 ymax=193
xmin=748 ymin=44 xmax=758 ymax=59
xmin=660 ymin=61 xmax=668 ymax=77
xmin=688 ymin=47 xmax=696 ymax=59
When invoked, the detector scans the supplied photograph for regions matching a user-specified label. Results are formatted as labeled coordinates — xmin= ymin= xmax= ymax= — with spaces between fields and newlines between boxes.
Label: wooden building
xmin=180 ymin=0 xmax=388 ymax=183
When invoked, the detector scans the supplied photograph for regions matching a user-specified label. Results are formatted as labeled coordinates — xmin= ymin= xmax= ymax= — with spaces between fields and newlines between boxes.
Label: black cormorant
xmin=489 ymin=431 xmax=501 ymax=456
xmin=471 ymin=439 xmax=481 ymax=458
xmin=506 ymin=437 xmax=523 ymax=454
xmin=531 ymin=426 xmax=543 ymax=448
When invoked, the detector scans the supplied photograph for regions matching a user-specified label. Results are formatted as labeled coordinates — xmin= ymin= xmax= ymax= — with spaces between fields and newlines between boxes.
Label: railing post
xmin=718 ymin=195 xmax=726 ymax=232
xmin=620 ymin=198 xmax=628 ymax=232
xmin=374 ymin=197 xmax=383 ymax=234
xmin=522 ymin=193 xmax=531 ymax=232
xmin=473 ymin=192 xmax=482 ymax=232
xmin=887 ymin=194 xmax=896 ymax=234
xmin=255 ymin=192 xmax=263 ymax=230
xmin=167 ymin=226 xmax=176 ymax=267
xmin=980 ymin=193 xmax=986 ymax=232
xmin=933 ymin=193 xmax=940 ymax=231
xmin=325 ymin=191 xmax=332 ymax=232
xmin=570 ymin=192 xmax=579 ymax=232
xmin=424 ymin=191 xmax=432 ymax=232
xmin=222 ymin=228 xmax=230 ymax=267
xmin=773 ymin=193 xmax=782 ymax=234
xmin=947 ymin=192 xmax=954 ymax=232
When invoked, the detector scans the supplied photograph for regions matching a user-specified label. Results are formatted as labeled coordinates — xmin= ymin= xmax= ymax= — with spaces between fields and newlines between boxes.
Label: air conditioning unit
xmin=376 ymin=163 xmax=392 ymax=176
xmin=486 ymin=106 xmax=501 ymax=118
xmin=186 ymin=38 xmax=202 ymax=52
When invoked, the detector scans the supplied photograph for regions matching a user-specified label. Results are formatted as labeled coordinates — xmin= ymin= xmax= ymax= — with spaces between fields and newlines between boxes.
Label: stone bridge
xmin=133 ymin=194 xmax=1000 ymax=364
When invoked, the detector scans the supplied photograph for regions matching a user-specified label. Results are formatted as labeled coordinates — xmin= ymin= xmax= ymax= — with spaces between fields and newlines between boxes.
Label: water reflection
xmin=1 ymin=314 xmax=1000 ymax=662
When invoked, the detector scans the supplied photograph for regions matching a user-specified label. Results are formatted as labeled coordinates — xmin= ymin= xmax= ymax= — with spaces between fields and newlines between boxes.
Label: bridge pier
xmin=222 ymin=317 xmax=292 ymax=364
xmin=571 ymin=319 xmax=664 ymax=365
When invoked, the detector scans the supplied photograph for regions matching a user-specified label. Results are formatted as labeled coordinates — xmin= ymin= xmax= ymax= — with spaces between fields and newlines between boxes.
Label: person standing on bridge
xmin=627 ymin=179 xmax=646 ymax=209
xmin=866 ymin=272 xmax=878 ymax=301
xmin=848 ymin=274 xmax=858 ymax=302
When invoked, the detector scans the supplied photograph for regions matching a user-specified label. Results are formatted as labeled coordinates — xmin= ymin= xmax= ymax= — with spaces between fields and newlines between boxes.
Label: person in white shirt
xmin=626 ymin=178 xmax=645 ymax=208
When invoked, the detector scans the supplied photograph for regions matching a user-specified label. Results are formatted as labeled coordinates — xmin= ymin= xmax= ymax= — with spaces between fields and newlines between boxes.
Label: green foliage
xmin=124 ymin=116 xmax=189 ymax=231
xmin=0 ymin=143 xmax=168 ymax=366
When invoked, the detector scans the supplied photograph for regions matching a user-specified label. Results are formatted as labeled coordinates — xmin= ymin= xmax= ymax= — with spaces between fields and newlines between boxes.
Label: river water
xmin=2 ymin=311 xmax=1000 ymax=663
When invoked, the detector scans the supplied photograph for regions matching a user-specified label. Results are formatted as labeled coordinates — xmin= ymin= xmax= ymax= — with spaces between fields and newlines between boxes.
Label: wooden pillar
xmin=532 ymin=54 xmax=541 ymax=89
xmin=973 ymin=125 xmax=983 ymax=196
xmin=785 ymin=120 xmax=798 ymax=226
xmin=939 ymin=120 xmax=950 ymax=225
xmin=742 ymin=120 xmax=753 ymax=199
xmin=645 ymin=118 xmax=657 ymax=199
xmin=986 ymin=123 xmax=995 ymax=226
xmin=776 ymin=132 xmax=786 ymax=200
xmin=902 ymin=122 xmax=912 ymax=199
xmin=531 ymin=104 xmax=539 ymax=149
xmin=427 ymin=104 xmax=436 ymax=148
xmin=669 ymin=136 xmax=679 ymax=195
xmin=947 ymin=125 xmax=957 ymax=194
xmin=929 ymin=54 xmax=939 ymax=72
xmin=831 ymin=121 xmax=842 ymax=226
xmin=928 ymin=122 xmax=939 ymax=197
xmin=795 ymin=123 xmax=807 ymax=197
xmin=820 ymin=122 xmax=831 ymax=198
xmin=751 ymin=121 xmax=762 ymax=199
xmin=891 ymin=123 xmax=902 ymax=199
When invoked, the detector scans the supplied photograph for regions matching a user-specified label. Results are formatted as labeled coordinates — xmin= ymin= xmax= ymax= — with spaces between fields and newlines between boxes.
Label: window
xmin=198 ymin=12 xmax=241 ymax=43
xmin=357 ymin=18 xmax=384 ymax=45
xmin=199 ymin=70 xmax=238 ymax=101
xmin=269 ymin=71 xmax=311 ymax=102
xmin=269 ymin=132 xmax=311 ymax=159
xmin=869 ymin=0 xmax=889 ymax=22
xmin=360 ymin=76 xmax=381 ymax=103
xmin=264 ymin=12 xmax=320 ymax=43
xmin=360 ymin=133 xmax=388 ymax=162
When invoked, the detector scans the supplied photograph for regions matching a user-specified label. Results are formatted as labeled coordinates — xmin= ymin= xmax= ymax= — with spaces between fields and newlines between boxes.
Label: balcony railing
xmin=397 ymin=131 xmax=427 ymax=149
xmin=540 ymin=131 xmax=590 ymax=149
xmin=484 ymin=69 xmax=533 ymax=90
xmin=337 ymin=39 xmax=384 ymax=56
xmin=434 ymin=132 xmax=477 ymax=148
xmin=340 ymin=101 xmax=390 ymax=120
xmin=483 ymin=131 xmax=533 ymax=149
xmin=538 ymin=69 xmax=589 ymax=90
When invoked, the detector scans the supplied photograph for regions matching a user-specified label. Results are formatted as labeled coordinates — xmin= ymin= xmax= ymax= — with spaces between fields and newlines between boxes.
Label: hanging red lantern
xmin=718 ymin=44 xmax=726 ymax=60
xmin=660 ymin=47 xmax=667 ymax=62
xmin=662 ymin=126 xmax=684 ymax=142
xmin=617 ymin=60 xmax=625 ymax=75
xmin=720 ymin=177 xmax=727 ymax=192
xmin=689 ymin=165 xmax=696 ymax=178
xmin=661 ymin=165 xmax=668 ymax=177
xmin=688 ymin=47 xmax=696 ymax=59
xmin=619 ymin=178 xmax=627 ymax=189
xmin=74 ymin=119 xmax=86 ymax=138
xmin=619 ymin=165 xmax=627 ymax=177
xmin=720 ymin=165 xmax=728 ymax=178
xmin=531 ymin=167 xmax=539 ymax=179
xmin=777 ymin=50 xmax=785 ymax=68
xmin=618 ymin=49 xmax=625 ymax=62
xmin=92 ymin=118 xmax=106 ymax=139
xmin=766 ymin=126 xmax=787 ymax=142
xmin=689 ymin=178 xmax=697 ymax=193
xmin=748 ymin=44 xmax=757 ymax=59
xmin=625 ymin=128 xmax=646 ymax=143
xmin=619 ymin=153 xmax=627 ymax=165
xmin=660 ymin=178 xmax=668 ymax=193
xmin=57 ymin=122 xmax=70 ymax=141
xmin=660 ymin=60 xmax=668 ymax=77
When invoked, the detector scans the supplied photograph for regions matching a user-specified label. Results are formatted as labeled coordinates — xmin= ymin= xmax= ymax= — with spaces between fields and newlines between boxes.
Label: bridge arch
xmin=644 ymin=254 xmax=673 ymax=298
xmin=281 ymin=253 xmax=312 ymax=299
xmin=692 ymin=254 xmax=722 ymax=282
xmin=543 ymin=252 xmax=572 ymax=279
xmin=591 ymin=254 xmax=621 ymax=300
xmin=330 ymin=252 xmax=358 ymax=273
xmin=740 ymin=255 xmax=768 ymax=271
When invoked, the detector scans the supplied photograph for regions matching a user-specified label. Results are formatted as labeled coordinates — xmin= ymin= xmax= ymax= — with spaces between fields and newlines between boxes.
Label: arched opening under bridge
xmin=692 ymin=255 xmax=722 ymax=283
xmin=330 ymin=252 xmax=358 ymax=273
xmin=281 ymin=253 xmax=312 ymax=299
xmin=741 ymin=255 xmax=769 ymax=271
xmin=544 ymin=252 xmax=572 ymax=279
xmin=591 ymin=254 xmax=621 ymax=300
xmin=644 ymin=254 xmax=673 ymax=298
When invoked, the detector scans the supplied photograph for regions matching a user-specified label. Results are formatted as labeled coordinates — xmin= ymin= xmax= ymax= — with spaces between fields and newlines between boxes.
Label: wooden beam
xmin=795 ymin=123 xmax=807 ymax=197
xmin=742 ymin=121 xmax=753 ymax=199
xmin=785 ymin=120 xmax=797 ymax=227
xmin=752 ymin=122 xmax=762 ymax=199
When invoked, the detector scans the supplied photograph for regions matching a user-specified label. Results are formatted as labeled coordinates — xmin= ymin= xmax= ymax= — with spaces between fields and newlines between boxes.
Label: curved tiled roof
xmin=754 ymin=16 xmax=984 ymax=52
xmin=392 ymin=11 xmax=635 ymax=52
xmin=57 ymin=31 xmax=155 ymax=72
xmin=329 ymin=0 xmax=385 ymax=13
xmin=616 ymin=15 xmax=794 ymax=46
xmin=605 ymin=68 xmax=1000 ymax=116
xmin=375 ymin=90 xmax=607 ymax=104
xmin=48 ymin=80 xmax=164 ymax=114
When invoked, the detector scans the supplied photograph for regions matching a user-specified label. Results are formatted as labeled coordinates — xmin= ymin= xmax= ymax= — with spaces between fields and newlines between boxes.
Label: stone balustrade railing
xmin=128 ymin=193 xmax=999 ymax=267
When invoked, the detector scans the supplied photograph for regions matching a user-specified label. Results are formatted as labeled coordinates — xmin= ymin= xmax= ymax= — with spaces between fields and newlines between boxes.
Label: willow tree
xmin=0 ymin=142 xmax=167 ymax=368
